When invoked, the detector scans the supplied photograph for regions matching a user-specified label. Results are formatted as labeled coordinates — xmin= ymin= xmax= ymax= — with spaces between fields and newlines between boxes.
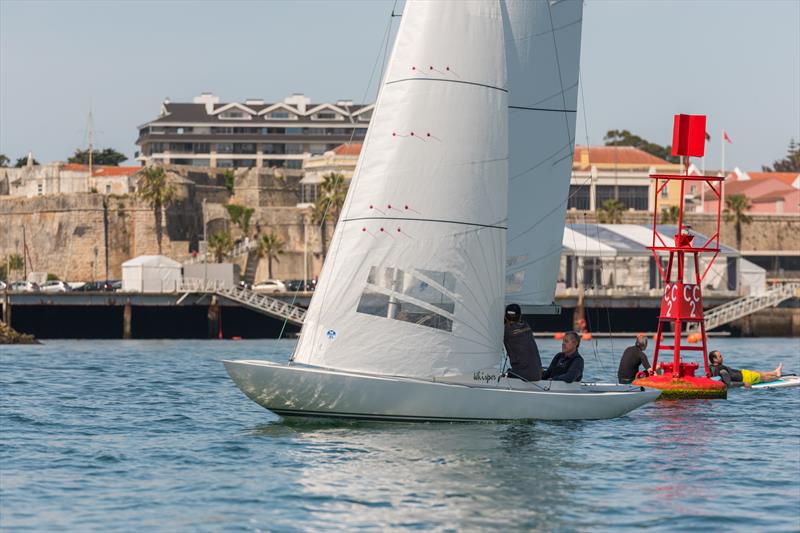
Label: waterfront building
xmin=0 ymin=161 xmax=141 ymax=198
xmin=299 ymin=142 xmax=362 ymax=205
xmin=135 ymin=93 xmax=373 ymax=169
xmin=568 ymin=146 xmax=685 ymax=213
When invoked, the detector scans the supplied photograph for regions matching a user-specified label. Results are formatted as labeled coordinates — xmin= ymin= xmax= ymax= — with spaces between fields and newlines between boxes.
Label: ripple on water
xmin=0 ymin=338 xmax=798 ymax=532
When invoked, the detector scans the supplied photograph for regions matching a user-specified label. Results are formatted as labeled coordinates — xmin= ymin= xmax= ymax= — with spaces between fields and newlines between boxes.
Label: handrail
xmin=179 ymin=278 xmax=305 ymax=326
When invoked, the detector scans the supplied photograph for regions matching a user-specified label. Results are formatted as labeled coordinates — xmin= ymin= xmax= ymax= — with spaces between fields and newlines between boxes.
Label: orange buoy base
xmin=633 ymin=374 xmax=726 ymax=400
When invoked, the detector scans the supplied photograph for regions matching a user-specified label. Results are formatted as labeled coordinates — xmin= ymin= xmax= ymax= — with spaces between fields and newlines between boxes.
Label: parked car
xmin=0 ymin=280 xmax=6 ymax=291
xmin=252 ymin=280 xmax=287 ymax=294
xmin=40 ymin=280 xmax=72 ymax=293
xmin=72 ymin=280 xmax=121 ymax=292
xmin=9 ymin=281 xmax=40 ymax=292
xmin=284 ymin=279 xmax=316 ymax=292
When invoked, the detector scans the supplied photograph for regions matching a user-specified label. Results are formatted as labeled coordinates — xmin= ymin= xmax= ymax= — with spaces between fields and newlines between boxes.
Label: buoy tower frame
xmin=634 ymin=114 xmax=727 ymax=399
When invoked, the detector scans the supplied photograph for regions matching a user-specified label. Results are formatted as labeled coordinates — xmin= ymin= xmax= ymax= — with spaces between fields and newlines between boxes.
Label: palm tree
xmin=660 ymin=205 xmax=680 ymax=224
xmin=225 ymin=204 xmax=254 ymax=236
xmin=311 ymin=172 xmax=348 ymax=258
xmin=256 ymin=232 xmax=285 ymax=279
xmin=3 ymin=253 xmax=23 ymax=281
xmin=598 ymin=199 xmax=624 ymax=224
xmin=137 ymin=166 xmax=176 ymax=255
xmin=208 ymin=231 xmax=233 ymax=263
xmin=724 ymin=194 xmax=753 ymax=251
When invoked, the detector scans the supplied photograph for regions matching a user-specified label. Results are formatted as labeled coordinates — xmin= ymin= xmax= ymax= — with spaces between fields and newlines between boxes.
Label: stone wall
xmin=0 ymin=193 xmax=206 ymax=281
xmin=565 ymin=211 xmax=800 ymax=253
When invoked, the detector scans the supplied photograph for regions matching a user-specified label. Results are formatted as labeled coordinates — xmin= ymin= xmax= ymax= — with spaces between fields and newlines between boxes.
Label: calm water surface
xmin=1 ymin=337 xmax=799 ymax=532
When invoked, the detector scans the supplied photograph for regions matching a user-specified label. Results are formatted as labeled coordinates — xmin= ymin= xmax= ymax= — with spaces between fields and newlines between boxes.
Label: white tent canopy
xmin=122 ymin=255 xmax=182 ymax=293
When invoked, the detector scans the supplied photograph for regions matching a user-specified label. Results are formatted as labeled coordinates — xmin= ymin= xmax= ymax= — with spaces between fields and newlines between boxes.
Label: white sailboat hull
xmin=224 ymin=360 xmax=661 ymax=422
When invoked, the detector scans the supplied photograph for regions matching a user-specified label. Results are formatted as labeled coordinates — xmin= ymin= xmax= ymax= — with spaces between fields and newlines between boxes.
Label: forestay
xmin=292 ymin=0 xmax=509 ymax=379
xmin=504 ymin=0 xmax=583 ymax=305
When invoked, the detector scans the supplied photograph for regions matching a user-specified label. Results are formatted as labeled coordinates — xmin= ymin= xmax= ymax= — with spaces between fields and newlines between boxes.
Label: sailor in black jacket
xmin=542 ymin=331 xmax=584 ymax=383
xmin=503 ymin=304 xmax=542 ymax=381
xmin=617 ymin=334 xmax=652 ymax=384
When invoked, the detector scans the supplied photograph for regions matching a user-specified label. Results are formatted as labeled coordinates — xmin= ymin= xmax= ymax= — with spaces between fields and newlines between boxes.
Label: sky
xmin=1 ymin=0 xmax=798 ymax=172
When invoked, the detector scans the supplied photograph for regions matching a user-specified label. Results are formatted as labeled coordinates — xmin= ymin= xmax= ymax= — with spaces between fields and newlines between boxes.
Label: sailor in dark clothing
xmin=709 ymin=350 xmax=783 ymax=388
xmin=542 ymin=331 xmax=584 ymax=383
xmin=617 ymin=334 xmax=653 ymax=384
xmin=502 ymin=303 xmax=542 ymax=381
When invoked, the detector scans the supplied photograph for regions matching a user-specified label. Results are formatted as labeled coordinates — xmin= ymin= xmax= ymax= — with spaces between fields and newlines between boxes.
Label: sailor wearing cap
xmin=503 ymin=304 xmax=542 ymax=381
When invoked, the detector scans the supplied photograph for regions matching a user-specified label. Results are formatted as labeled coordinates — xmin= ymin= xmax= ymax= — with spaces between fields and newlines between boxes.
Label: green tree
xmin=208 ymin=231 xmax=234 ymax=263
xmin=14 ymin=156 xmax=39 ymax=167
xmin=724 ymin=194 xmax=753 ymax=251
xmin=68 ymin=148 xmax=128 ymax=166
xmin=225 ymin=204 xmax=254 ymax=236
xmin=0 ymin=154 xmax=9 ymax=167
xmin=598 ymin=199 xmax=625 ymax=223
xmin=4 ymin=253 xmax=23 ymax=280
xmin=137 ymin=166 xmax=176 ymax=255
xmin=604 ymin=130 xmax=679 ymax=163
xmin=762 ymin=139 xmax=800 ymax=172
xmin=222 ymin=169 xmax=235 ymax=193
xmin=660 ymin=205 xmax=681 ymax=224
xmin=256 ymin=232 xmax=285 ymax=279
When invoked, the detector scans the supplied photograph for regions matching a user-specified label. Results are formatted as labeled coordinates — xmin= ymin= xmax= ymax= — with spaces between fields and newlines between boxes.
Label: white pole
xmin=700 ymin=155 xmax=706 ymax=213
xmin=303 ymin=220 xmax=308 ymax=291
xmin=720 ymin=131 xmax=726 ymax=211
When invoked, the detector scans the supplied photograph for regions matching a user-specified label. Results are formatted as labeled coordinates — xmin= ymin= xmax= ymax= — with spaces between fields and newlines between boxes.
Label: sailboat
xmin=225 ymin=0 xmax=660 ymax=421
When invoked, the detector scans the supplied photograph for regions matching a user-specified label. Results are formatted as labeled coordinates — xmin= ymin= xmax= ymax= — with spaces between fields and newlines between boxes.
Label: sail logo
xmin=326 ymin=329 xmax=337 ymax=340
xmin=473 ymin=371 xmax=498 ymax=383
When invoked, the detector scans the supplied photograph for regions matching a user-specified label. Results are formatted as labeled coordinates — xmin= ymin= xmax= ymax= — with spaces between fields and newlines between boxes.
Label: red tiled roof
xmin=573 ymin=146 xmax=671 ymax=166
xmin=60 ymin=163 xmax=140 ymax=177
xmin=92 ymin=166 xmax=140 ymax=177
xmin=333 ymin=143 xmax=362 ymax=156
xmin=745 ymin=172 xmax=799 ymax=186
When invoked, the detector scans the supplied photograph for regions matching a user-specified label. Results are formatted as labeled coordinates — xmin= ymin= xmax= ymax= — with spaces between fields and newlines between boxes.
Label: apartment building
xmin=136 ymin=93 xmax=373 ymax=169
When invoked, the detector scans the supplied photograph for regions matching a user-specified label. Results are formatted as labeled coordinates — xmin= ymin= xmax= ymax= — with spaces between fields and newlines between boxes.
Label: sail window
xmin=356 ymin=266 xmax=456 ymax=332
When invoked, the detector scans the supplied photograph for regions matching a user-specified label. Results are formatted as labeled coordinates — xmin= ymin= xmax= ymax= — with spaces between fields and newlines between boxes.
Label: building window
xmin=37 ymin=183 xmax=43 ymax=195
xmin=191 ymin=159 xmax=210 ymax=167
xmin=234 ymin=159 xmax=255 ymax=168
xmin=261 ymin=143 xmax=285 ymax=155
xmin=357 ymin=111 xmax=373 ymax=122
xmin=105 ymin=184 xmax=112 ymax=194
xmin=660 ymin=182 xmax=669 ymax=198
xmin=217 ymin=159 xmax=234 ymax=168
xmin=194 ymin=143 xmax=210 ymax=154
xmin=268 ymin=111 xmax=291 ymax=119
xmin=219 ymin=110 xmax=250 ymax=120
xmin=315 ymin=111 xmax=338 ymax=120
xmin=264 ymin=160 xmax=285 ymax=168
xmin=217 ymin=143 xmax=234 ymax=154
xmin=267 ymin=127 xmax=285 ymax=134
xmin=567 ymin=185 xmax=590 ymax=210
xmin=286 ymin=127 xmax=303 ymax=135
xmin=285 ymin=160 xmax=302 ymax=169
xmin=309 ymin=144 xmax=327 ymax=155
xmin=302 ymin=183 xmax=318 ymax=203
xmin=233 ymin=143 xmax=256 ymax=154
xmin=286 ymin=143 xmax=304 ymax=154
xmin=596 ymin=185 xmax=649 ymax=211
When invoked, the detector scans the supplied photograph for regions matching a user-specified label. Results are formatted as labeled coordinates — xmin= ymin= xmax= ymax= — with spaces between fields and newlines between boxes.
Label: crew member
xmin=542 ymin=331 xmax=584 ymax=383
xmin=617 ymin=334 xmax=653 ymax=384
xmin=709 ymin=350 xmax=783 ymax=388
xmin=503 ymin=304 xmax=542 ymax=381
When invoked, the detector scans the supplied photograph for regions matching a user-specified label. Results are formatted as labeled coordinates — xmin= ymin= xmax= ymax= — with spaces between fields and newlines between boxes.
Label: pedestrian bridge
xmin=179 ymin=278 xmax=306 ymax=327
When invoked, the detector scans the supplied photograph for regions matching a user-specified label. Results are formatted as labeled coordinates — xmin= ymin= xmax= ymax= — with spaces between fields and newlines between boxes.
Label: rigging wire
xmin=281 ymin=1 xmax=399 ymax=347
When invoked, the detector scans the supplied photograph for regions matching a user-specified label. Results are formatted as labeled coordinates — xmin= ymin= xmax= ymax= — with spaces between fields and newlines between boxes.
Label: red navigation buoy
xmin=633 ymin=114 xmax=726 ymax=400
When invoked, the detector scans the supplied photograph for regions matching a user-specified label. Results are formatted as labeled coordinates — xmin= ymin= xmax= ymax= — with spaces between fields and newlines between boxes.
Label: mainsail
xmin=292 ymin=0 xmax=509 ymax=379
xmin=504 ymin=0 xmax=583 ymax=306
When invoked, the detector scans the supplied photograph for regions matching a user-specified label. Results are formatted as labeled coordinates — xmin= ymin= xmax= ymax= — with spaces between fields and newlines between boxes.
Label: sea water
xmin=1 ymin=337 xmax=798 ymax=532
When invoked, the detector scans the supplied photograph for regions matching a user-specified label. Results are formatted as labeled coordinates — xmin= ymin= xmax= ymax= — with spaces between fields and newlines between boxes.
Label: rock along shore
xmin=0 ymin=321 xmax=39 ymax=344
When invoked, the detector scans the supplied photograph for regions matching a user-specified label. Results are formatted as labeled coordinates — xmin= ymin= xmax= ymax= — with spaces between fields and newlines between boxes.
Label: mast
xmin=88 ymin=109 xmax=94 ymax=188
